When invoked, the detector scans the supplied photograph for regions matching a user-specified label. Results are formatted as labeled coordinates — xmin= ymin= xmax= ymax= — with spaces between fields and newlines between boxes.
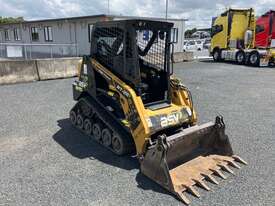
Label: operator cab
xmin=90 ymin=20 xmax=175 ymax=108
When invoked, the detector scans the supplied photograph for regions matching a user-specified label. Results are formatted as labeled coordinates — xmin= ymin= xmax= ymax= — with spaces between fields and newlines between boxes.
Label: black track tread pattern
xmin=70 ymin=95 xmax=135 ymax=155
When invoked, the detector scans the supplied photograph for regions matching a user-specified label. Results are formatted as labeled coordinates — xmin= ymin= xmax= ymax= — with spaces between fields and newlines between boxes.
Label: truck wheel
xmin=236 ymin=51 xmax=245 ymax=65
xmin=213 ymin=49 xmax=221 ymax=62
xmin=249 ymin=52 xmax=260 ymax=66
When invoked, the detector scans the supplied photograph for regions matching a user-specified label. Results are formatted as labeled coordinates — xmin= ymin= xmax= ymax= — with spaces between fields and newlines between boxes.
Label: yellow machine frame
xmin=78 ymin=59 xmax=197 ymax=155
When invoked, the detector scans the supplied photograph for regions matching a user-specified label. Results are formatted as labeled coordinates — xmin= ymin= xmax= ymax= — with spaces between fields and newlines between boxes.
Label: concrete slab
xmin=36 ymin=57 xmax=81 ymax=80
xmin=0 ymin=60 xmax=38 ymax=85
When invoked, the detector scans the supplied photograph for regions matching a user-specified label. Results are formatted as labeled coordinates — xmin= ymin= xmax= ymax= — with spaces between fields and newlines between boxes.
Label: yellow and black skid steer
xmin=69 ymin=19 xmax=247 ymax=204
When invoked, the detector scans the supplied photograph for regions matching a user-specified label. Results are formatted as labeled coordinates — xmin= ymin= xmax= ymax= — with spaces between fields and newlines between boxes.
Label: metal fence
xmin=0 ymin=43 xmax=78 ymax=60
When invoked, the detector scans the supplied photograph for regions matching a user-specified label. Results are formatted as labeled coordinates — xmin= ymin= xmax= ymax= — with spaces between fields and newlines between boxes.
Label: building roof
xmin=0 ymin=14 xmax=108 ymax=26
xmin=0 ymin=14 xmax=187 ymax=27
xmin=110 ymin=15 xmax=188 ymax=22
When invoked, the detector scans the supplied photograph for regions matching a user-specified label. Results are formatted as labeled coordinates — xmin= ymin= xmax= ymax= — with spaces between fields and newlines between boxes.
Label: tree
xmin=0 ymin=17 xmax=24 ymax=24
xmin=184 ymin=28 xmax=197 ymax=38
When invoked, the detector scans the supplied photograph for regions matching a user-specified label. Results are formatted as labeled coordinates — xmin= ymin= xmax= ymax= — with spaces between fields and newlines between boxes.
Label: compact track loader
xmin=69 ymin=19 xmax=247 ymax=204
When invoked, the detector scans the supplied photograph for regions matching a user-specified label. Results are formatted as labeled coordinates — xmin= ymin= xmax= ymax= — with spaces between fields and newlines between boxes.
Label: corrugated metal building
xmin=0 ymin=14 xmax=186 ymax=59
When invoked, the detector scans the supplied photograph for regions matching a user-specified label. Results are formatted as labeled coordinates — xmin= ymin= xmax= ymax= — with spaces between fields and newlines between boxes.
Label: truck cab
xmin=255 ymin=10 xmax=275 ymax=48
xmin=255 ymin=10 xmax=275 ymax=65
xmin=211 ymin=8 xmax=256 ymax=49
xmin=210 ymin=8 xmax=273 ymax=67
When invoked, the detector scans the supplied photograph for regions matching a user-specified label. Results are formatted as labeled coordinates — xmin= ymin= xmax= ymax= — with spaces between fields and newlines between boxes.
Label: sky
xmin=0 ymin=0 xmax=275 ymax=29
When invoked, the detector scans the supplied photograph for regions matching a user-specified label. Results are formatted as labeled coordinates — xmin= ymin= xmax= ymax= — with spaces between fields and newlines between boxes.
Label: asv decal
xmin=160 ymin=112 xmax=182 ymax=127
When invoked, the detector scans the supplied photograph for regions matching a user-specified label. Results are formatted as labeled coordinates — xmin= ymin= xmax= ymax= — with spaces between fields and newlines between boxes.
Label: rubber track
xmin=72 ymin=95 xmax=135 ymax=155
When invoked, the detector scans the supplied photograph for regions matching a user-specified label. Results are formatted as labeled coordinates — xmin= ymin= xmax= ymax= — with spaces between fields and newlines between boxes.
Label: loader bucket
xmin=140 ymin=116 xmax=247 ymax=205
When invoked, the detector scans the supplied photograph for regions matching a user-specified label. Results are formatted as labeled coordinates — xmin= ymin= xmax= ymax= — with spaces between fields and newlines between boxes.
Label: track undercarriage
xmin=70 ymin=97 xmax=135 ymax=155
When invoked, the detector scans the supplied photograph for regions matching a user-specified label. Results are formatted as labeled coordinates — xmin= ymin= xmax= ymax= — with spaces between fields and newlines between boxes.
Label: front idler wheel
xmin=70 ymin=110 xmax=77 ymax=125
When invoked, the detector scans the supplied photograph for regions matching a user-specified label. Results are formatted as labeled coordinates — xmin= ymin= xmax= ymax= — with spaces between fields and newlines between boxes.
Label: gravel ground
xmin=0 ymin=60 xmax=274 ymax=206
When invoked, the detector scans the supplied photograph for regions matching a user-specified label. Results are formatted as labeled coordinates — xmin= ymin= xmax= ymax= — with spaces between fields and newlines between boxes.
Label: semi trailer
xmin=210 ymin=8 xmax=274 ymax=66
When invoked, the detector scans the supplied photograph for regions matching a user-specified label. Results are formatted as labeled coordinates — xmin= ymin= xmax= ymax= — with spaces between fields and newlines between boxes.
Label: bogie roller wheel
xmin=70 ymin=110 xmax=77 ymax=125
xmin=102 ymin=128 xmax=112 ymax=147
xmin=236 ymin=51 xmax=245 ymax=65
xmin=76 ymin=114 xmax=84 ymax=129
xmin=92 ymin=122 xmax=102 ymax=141
xmin=249 ymin=51 xmax=260 ymax=67
xmin=84 ymin=119 xmax=92 ymax=135
xmin=112 ymin=134 xmax=126 ymax=155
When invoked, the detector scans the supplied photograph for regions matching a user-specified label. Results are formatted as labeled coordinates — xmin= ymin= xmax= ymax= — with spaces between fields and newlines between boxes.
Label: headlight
xmin=186 ymin=107 xmax=192 ymax=117
xmin=83 ymin=64 xmax=87 ymax=74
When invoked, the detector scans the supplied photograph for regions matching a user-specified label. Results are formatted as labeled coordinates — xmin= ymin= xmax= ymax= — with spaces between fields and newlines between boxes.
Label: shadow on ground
xmin=53 ymin=118 xmax=170 ymax=198
xmin=53 ymin=118 xmax=138 ymax=170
